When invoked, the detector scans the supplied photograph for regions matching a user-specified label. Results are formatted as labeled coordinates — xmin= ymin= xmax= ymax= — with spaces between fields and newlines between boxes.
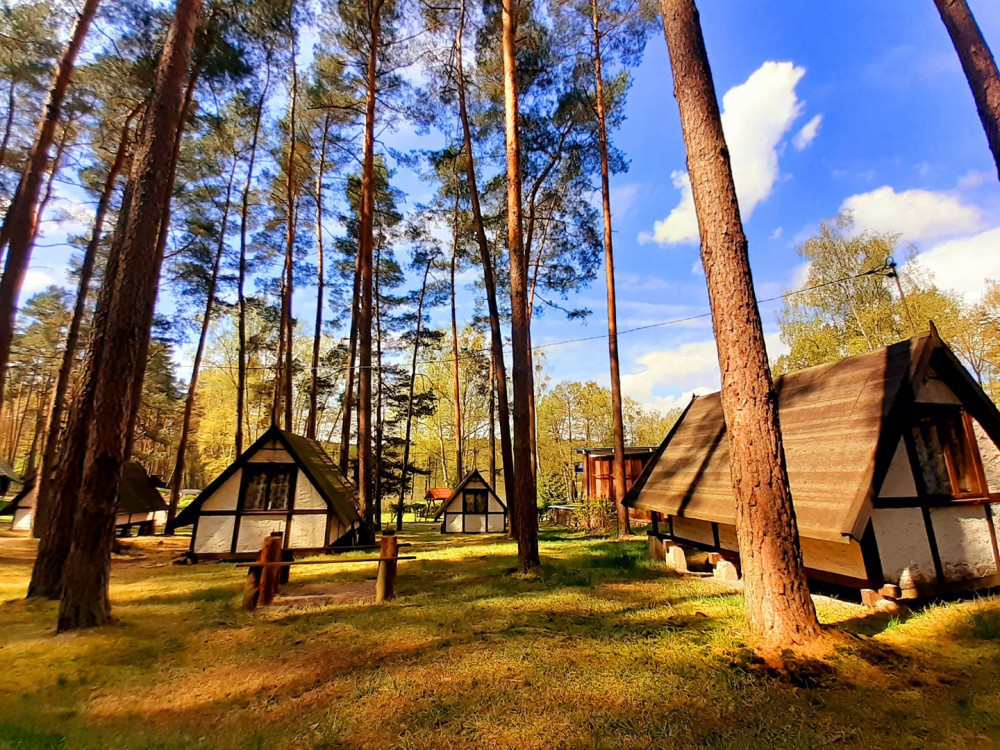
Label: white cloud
xmin=21 ymin=268 xmax=57 ymax=294
xmin=957 ymin=170 xmax=988 ymax=189
xmin=642 ymin=61 xmax=809 ymax=246
xmin=792 ymin=114 xmax=822 ymax=150
xmin=770 ymin=226 xmax=784 ymax=240
xmin=840 ymin=186 xmax=981 ymax=243
xmin=910 ymin=227 xmax=1000 ymax=302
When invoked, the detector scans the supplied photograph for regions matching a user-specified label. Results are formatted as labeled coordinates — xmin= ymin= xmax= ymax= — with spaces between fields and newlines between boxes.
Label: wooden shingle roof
xmin=624 ymin=329 xmax=1000 ymax=543
xmin=0 ymin=461 xmax=165 ymax=516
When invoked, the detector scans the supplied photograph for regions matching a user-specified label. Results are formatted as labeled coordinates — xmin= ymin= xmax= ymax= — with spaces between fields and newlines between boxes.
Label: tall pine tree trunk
xmin=455 ymin=0 xmax=514 ymax=507
xmin=591 ymin=0 xmax=629 ymax=537
xmin=167 ymin=157 xmax=236 ymax=529
xmin=236 ymin=54 xmax=271 ymax=456
xmin=0 ymin=81 xmax=16 ymax=171
xmin=356 ymin=0 xmax=384 ymax=537
xmin=307 ymin=112 xmax=330 ymax=440
xmin=56 ymin=0 xmax=201 ymax=631
xmin=934 ymin=0 xmax=1000 ymax=180
xmin=0 ymin=0 xmax=101 ymax=420
xmin=398 ymin=254 xmax=434 ymax=530
xmin=338 ymin=257 xmax=361 ymax=474
xmin=500 ymin=0 xmax=539 ymax=571
xmin=660 ymin=0 xmax=819 ymax=648
xmin=449 ymin=184 xmax=463 ymax=481
xmin=373 ymin=239 xmax=383 ymax=528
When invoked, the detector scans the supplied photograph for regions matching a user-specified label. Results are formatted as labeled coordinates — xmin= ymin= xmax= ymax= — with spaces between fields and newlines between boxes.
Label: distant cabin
xmin=0 ymin=458 xmax=19 ymax=497
xmin=1 ymin=462 xmax=167 ymax=535
xmin=169 ymin=426 xmax=363 ymax=560
xmin=576 ymin=445 xmax=658 ymax=519
xmin=626 ymin=330 xmax=1000 ymax=596
xmin=435 ymin=470 xmax=507 ymax=533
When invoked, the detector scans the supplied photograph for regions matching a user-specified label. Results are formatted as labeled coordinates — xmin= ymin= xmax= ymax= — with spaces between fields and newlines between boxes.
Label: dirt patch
xmin=272 ymin=580 xmax=376 ymax=607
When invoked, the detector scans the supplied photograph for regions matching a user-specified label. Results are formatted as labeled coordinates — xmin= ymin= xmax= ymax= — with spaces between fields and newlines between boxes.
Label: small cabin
xmin=169 ymin=426 xmax=363 ymax=560
xmin=577 ymin=445 xmax=658 ymax=519
xmin=626 ymin=330 xmax=1000 ymax=597
xmin=1 ymin=462 xmax=167 ymax=535
xmin=435 ymin=470 xmax=507 ymax=533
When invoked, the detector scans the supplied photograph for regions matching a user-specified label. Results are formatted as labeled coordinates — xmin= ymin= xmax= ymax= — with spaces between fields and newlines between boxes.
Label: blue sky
xmin=22 ymin=0 xmax=1000 ymax=415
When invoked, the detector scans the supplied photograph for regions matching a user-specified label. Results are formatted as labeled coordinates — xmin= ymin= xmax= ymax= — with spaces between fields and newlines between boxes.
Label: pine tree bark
xmin=660 ymin=0 xmax=819 ymax=647
xmin=236 ymin=54 xmax=272 ymax=457
xmin=307 ymin=112 xmax=330 ymax=440
xmin=449 ymin=183 xmax=464 ymax=481
xmin=167 ymin=156 xmax=236 ymax=529
xmin=373 ymin=239 xmax=384 ymax=528
xmin=934 ymin=0 xmax=1000 ymax=180
xmin=398 ymin=253 xmax=434 ymax=529
xmin=0 ymin=0 xmax=102 ymax=421
xmin=0 ymin=81 xmax=16 ymax=171
xmin=356 ymin=0 xmax=384 ymax=537
xmin=500 ymin=0 xmax=540 ymax=571
xmin=56 ymin=0 xmax=201 ymax=631
xmin=455 ymin=0 xmax=514 ymax=512
xmin=591 ymin=0 xmax=629 ymax=537
xmin=338 ymin=255 xmax=361 ymax=474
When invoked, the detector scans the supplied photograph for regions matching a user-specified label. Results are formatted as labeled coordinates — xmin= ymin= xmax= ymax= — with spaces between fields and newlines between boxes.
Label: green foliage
xmin=570 ymin=495 xmax=617 ymax=530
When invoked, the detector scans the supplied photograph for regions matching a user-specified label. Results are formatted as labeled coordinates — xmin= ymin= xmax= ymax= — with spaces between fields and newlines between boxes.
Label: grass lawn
xmin=2 ymin=525 xmax=1000 ymax=748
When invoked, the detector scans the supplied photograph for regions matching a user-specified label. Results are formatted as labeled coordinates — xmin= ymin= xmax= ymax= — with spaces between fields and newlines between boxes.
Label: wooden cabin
xmin=435 ymin=470 xmax=507 ymax=533
xmin=625 ymin=329 xmax=1000 ymax=597
xmin=169 ymin=426 xmax=363 ymax=560
xmin=1 ymin=462 xmax=167 ymax=535
xmin=577 ymin=446 xmax=658 ymax=519
xmin=0 ymin=458 xmax=19 ymax=498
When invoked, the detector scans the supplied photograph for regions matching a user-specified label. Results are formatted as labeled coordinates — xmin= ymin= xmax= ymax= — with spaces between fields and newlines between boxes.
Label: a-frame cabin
xmin=169 ymin=426 xmax=363 ymax=560
xmin=435 ymin=470 xmax=507 ymax=533
xmin=626 ymin=328 xmax=1000 ymax=597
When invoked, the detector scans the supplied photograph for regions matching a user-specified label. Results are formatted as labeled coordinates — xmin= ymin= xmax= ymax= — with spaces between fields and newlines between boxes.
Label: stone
xmin=713 ymin=560 xmax=739 ymax=582
xmin=667 ymin=545 xmax=688 ymax=572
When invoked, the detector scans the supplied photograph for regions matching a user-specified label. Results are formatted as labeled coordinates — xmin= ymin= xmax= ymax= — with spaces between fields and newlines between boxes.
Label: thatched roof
xmin=624 ymin=328 xmax=1000 ymax=543
xmin=169 ymin=426 xmax=362 ymax=530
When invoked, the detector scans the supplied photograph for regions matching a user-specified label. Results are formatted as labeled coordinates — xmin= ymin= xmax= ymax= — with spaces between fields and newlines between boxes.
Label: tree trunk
xmin=56 ymin=0 xmax=201 ymax=631
xmin=934 ymin=0 xmax=1000 ymax=180
xmin=449 ymin=184 xmax=464 ymax=481
xmin=0 ymin=81 xmax=16 ymax=171
xmin=455 ymin=0 xmax=514 ymax=512
xmin=398 ymin=254 xmax=434 ymax=529
xmin=338 ymin=255 xmax=361 ymax=474
xmin=488 ymin=352 xmax=496 ymax=488
xmin=660 ymin=0 xmax=819 ymax=648
xmin=591 ymin=0 xmax=630 ymax=537
xmin=167 ymin=156 xmax=236 ymax=529
xmin=24 ymin=374 xmax=51 ymax=477
xmin=356 ymin=0 xmax=384 ymax=537
xmin=373 ymin=239 xmax=384 ymax=528
xmin=307 ymin=112 xmax=330 ymax=440
xmin=0 ymin=0 xmax=102 ymax=421
xmin=236 ymin=54 xmax=272 ymax=457
xmin=500 ymin=0 xmax=540 ymax=572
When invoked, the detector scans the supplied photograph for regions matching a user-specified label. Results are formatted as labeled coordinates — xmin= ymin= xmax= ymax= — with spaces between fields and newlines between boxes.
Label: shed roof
xmin=0 ymin=461 xmax=166 ymax=517
xmin=624 ymin=329 xmax=1000 ymax=543
xmin=169 ymin=426 xmax=362 ymax=530
xmin=434 ymin=470 xmax=505 ymax=519
xmin=424 ymin=488 xmax=452 ymax=501
xmin=575 ymin=446 xmax=659 ymax=457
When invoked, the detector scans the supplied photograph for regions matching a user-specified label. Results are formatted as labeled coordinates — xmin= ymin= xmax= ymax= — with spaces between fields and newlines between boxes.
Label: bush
xmin=570 ymin=496 xmax=617 ymax=531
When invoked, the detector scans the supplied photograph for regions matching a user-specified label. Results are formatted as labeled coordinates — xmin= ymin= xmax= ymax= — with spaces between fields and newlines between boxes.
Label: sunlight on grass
xmin=2 ymin=527 xmax=1000 ymax=747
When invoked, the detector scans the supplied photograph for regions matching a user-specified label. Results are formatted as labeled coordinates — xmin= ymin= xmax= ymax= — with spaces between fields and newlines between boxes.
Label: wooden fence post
xmin=258 ymin=533 xmax=284 ymax=607
xmin=375 ymin=531 xmax=398 ymax=603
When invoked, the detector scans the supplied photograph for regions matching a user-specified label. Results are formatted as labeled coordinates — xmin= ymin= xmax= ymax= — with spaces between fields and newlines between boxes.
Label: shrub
xmin=570 ymin=496 xmax=617 ymax=531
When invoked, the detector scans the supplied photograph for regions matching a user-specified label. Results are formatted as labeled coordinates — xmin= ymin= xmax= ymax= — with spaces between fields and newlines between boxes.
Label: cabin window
xmin=464 ymin=490 xmax=488 ymax=514
xmin=243 ymin=466 xmax=293 ymax=511
xmin=910 ymin=410 xmax=983 ymax=498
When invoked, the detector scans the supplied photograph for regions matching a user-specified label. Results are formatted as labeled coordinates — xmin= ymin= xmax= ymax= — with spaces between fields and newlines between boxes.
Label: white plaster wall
xmin=488 ymin=513 xmax=506 ymax=532
xmin=236 ymin=516 xmax=286 ymax=553
xmin=248 ymin=444 xmax=292 ymax=463
xmin=930 ymin=505 xmax=998 ymax=582
xmin=800 ymin=537 xmax=867 ymax=579
xmin=879 ymin=439 xmax=918 ymax=498
xmin=445 ymin=514 xmax=462 ymax=532
xmin=12 ymin=508 xmax=31 ymax=532
xmin=672 ymin=517 xmax=715 ymax=546
xmin=288 ymin=514 xmax=326 ymax=548
xmin=488 ymin=494 xmax=504 ymax=512
xmin=294 ymin=471 xmax=326 ymax=510
xmin=973 ymin=420 xmax=1000 ymax=494
xmin=466 ymin=478 xmax=487 ymax=489
xmin=873 ymin=507 xmax=936 ymax=584
xmin=193 ymin=515 xmax=236 ymax=554
xmin=202 ymin=471 xmax=241 ymax=511
xmin=464 ymin=514 xmax=486 ymax=533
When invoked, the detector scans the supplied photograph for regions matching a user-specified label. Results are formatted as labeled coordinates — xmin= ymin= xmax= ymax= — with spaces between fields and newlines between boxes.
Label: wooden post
xmin=375 ymin=530 xmax=398 ymax=603
xmin=243 ymin=565 xmax=262 ymax=611
xmin=258 ymin=532 xmax=284 ymax=607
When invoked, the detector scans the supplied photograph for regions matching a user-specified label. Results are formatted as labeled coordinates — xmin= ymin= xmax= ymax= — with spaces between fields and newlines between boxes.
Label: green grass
xmin=2 ymin=525 xmax=1000 ymax=748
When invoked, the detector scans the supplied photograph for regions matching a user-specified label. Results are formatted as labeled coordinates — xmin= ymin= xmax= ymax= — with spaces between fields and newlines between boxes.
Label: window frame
xmin=909 ymin=406 xmax=987 ymax=501
xmin=463 ymin=489 xmax=489 ymax=515
xmin=240 ymin=464 xmax=297 ymax=513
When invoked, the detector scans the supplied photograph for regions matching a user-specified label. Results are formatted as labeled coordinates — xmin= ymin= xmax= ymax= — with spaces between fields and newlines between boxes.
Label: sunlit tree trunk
xmin=449 ymin=184 xmax=464 ymax=480
xmin=455 ymin=0 xmax=514 ymax=510
xmin=373 ymin=239 xmax=384 ymax=528
xmin=338 ymin=258 xmax=361 ymax=474
xmin=591 ymin=0 xmax=630 ymax=536
xmin=55 ymin=0 xmax=202 ymax=631
xmin=934 ymin=0 xmax=1000 ymax=180
xmin=500 ymin=0 xmax=540 ymax=571
xmin=307 ymin=112 xmax=330 ymax=440
xmin=0 ymin=0 xmax=102 ymax=422
xmin=356 ymin=0 xmax=384 ymax=537
xmin=660 ymin=0 xmax=819 ymax=648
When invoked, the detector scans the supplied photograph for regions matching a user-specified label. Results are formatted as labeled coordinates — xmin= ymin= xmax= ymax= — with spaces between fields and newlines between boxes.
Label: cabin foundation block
xmin=648 ymin=534 xmax=666 ymax=562
xmin=667 ymin=545 xmax=687 ymax=572
xmin=713 ymin=560 xmax=739 ymax=582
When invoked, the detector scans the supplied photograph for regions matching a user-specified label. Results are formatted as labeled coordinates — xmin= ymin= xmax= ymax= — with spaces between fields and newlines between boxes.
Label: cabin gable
xmin=437 ymin=470 xmax=507 ymax=534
